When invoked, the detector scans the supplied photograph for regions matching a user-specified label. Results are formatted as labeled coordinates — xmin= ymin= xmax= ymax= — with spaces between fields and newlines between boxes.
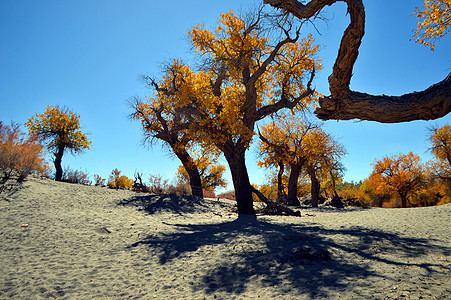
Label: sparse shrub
xmin=132 ymin=172 xmax=150 ymax=193
xmin=107 ymin=168 xmax=134 ymax=190
xmin=148 ymin=174 xmax=169 ymax=194
xmin=0 ymin=121 xmax=48 ymax=194
xmin=217 ymin=190 xmax=235 ymax=201
xmin=203 ymin=189 xmax=216 ymax=199
xmin=166 ymin=183 xmax=191 ymax=196
xmin=25 ymin=105 xmax=91 ymax=181
xmin=62 ymin=167 xmax=91 ymax=185
xmin=93 ymin=174 xmax=106 ymax=186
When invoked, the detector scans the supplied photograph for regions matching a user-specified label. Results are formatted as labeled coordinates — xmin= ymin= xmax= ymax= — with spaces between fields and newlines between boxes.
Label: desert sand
xmin=1 ymin=176 xmax=450 ymax=299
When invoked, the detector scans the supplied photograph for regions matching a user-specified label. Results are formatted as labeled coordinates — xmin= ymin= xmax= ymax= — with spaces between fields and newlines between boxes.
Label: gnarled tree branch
xmin=265 ymin=0 xmax=451 ymax=123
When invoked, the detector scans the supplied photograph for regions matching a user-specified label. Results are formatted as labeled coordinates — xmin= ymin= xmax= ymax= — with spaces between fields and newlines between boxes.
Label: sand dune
xmin=1 ymin=176 xmax=450 ymax=299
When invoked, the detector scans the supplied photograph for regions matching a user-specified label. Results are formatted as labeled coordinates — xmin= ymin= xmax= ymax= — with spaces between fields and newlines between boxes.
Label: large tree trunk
xmin=286 ymin=164 xmax=301 ymax=206
xmin=54 ymin=145 xmax=65 ymax=182
xmin=224 ymin=148 xmax=255 ymax=215
xmin=265 ymin=0 xmax=451 ymax=123
xmin=399 ymin=192 xmax=408 ymax=208
xmin=307 ymin=166 xmax=321 ymax=207
xmin=174 ymin=150 xmax=203 ymax=199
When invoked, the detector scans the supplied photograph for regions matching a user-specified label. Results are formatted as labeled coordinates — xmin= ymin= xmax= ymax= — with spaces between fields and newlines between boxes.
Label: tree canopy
xmin=412 ymin=0 xmax=451 ymax=51
xmin=369 ymin=152 xmax=425 ymax=208
xmin=136 ymin=10 xmax=322 ymax=214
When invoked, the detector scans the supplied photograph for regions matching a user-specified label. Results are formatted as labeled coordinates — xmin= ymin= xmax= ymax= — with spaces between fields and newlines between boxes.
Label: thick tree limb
xmin=316 ymin=74 xmax=451 ymax=122
xmin=265 ymin=0 xmax=451 ymax=122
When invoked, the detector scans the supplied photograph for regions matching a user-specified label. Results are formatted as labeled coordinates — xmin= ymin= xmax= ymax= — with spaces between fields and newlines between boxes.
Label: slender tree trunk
xmin=277 ymin=161 xmax=286 ymax=204
xmin=54 ymin=145 xmax=65 ymax=181
xmin=307 ymin=166 xmax=320 ymax=207
xmin=224 ymin=148 xmax=255 ymax=215
xmin=174 ymin=150 xmax=203 ymax=199
xmin=286 ymin=164 xmax=301 ymax=206
xmin=330 ymin=173 xmax=339 ymax=198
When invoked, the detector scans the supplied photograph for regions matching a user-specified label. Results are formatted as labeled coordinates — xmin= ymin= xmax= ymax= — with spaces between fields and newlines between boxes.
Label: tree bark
xmin=286 ymin=164 xmax=301 ymax=206
xmin=224 ymin=148 xmax=255 ymax=215
xmin=174 ymin=149 xmax=204 ymax=199
xmin=265 ymin=0 xmax=451 ymax=123
xmin=399 ymin=192 xmax=408 ymax=208
xmin=54 ymin=145 xmax=65 ymax=182
xmin=316 ymin=76 xmax=451 ymax=123
xmin=307 ymin=165 xmax=321 ymax=207
xmin=277 ymin=161 xmax=286 ymax=203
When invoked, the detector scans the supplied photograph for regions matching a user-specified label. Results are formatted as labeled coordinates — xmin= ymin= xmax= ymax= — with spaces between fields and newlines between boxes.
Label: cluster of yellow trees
xmin=327 ymin=125 xmax=450 ymax=208
xmin=361 ymin=125 xmax=450 ymax=208
xmin=255 ymin=125 xmax=450 ymax=209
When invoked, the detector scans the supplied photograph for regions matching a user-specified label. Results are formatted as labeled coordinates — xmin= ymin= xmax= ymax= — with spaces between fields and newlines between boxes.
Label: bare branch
xmin=256 ymin=67 xmax=315 ymax=120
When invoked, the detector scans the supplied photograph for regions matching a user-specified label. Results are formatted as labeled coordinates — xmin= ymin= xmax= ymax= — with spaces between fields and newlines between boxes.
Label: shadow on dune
xmin=127 ymin=215 xmax=450 ymax=298
xmin=117 ymin=194 xmax=214 ymax=215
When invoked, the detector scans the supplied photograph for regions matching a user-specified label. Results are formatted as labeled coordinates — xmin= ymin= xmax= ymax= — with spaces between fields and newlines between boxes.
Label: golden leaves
xmin=258 ymin=113 xmax=345 ymax=169
xmin=412 ymin=0 xmax=451 ymax=50
xmin=369 ymin=152 xmax=425 ymax=201
xmin=25 ymin=105 xmax=91 ymax=154
xmin=430 ymin=124 xmax=451 ymax=163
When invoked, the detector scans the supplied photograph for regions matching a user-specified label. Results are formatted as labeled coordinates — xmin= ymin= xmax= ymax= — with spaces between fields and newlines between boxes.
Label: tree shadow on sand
xmin=127 ymin=215 xmax=450 ymax=298
xmin=118 ymin=194 xmax=216 ymax=215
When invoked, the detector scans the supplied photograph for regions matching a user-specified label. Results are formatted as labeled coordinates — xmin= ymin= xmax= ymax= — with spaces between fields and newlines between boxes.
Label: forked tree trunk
xmin=307 ymin=166 xmax=321 ymax=207
xmin=286 ymin=164 xmax=301 ymax=206
xmin=174 ymin=150 xmax=203 ymax=199
xmin=54 ymin=145 xmax=65 ymax=182
xmin=224 ymin=148 xmax=255 ymax=215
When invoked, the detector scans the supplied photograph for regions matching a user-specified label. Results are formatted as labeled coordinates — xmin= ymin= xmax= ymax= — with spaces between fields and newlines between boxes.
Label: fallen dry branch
xmin=251 ymin=186 xmax=301 ymax=216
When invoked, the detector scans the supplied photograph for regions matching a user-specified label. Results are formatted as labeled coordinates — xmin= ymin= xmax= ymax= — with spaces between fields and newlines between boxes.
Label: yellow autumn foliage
xmin=412 ymin=0 xmax=451 ymax=50
xmin=107 ymin=169 xmax=134 ymax=190
xmin=25 ymin=105 xmax=91 ymax=154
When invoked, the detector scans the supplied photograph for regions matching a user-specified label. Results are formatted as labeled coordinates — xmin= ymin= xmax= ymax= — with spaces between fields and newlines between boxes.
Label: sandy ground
xmin=0 ymin=177 xmax=450 ymax=299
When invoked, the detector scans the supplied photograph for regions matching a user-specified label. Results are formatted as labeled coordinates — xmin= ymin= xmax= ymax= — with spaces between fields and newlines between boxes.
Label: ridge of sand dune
xmin=1 ymin=177 xmax=450 ymax=299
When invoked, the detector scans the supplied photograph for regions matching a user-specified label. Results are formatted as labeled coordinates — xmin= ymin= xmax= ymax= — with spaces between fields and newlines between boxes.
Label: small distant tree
xmin=320 ymin=160 xmax=346 ymax=199
xmin=369 ymin=152 xmax=425 ymax=208
xmin=25 ymin=105 xmax=91 ymax=181
xmin=107 ymin=169 xmax=134 ymax=190
xmin=360 ymin=176 xmax=393 ymax=208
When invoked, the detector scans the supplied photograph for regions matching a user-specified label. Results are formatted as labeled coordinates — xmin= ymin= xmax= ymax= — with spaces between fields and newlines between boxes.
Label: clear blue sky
xmin=1 ymin=0 xmax=450 ymax=192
